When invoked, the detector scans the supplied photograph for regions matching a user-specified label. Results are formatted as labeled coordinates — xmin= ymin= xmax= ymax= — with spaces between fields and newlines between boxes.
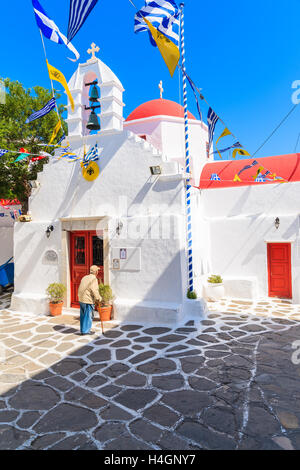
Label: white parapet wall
xmin=113 ymin=298 xmax=207 ymax=325
xmin=223 ymin=277 xmax=259 ymax=300
xmin=0 ymin=227 xmax=14 ymax=266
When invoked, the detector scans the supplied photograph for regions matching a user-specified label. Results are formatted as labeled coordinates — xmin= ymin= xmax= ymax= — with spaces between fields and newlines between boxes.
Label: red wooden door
xmin=70 ymin=231 xmax=104 ymax=308
xmin=268 ymin=243 xmax=292 ymax=299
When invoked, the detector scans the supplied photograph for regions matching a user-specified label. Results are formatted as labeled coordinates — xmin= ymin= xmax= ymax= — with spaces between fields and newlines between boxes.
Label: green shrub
xmin=187 ymin=290 xmax=197 ymax=299
xmin=99 ymin=284 xmax=114 ymax=306
xmin=207 ymin=275 xmax=223 ymax=284
xmin=46 ymin=283 xmax=66 ymax=304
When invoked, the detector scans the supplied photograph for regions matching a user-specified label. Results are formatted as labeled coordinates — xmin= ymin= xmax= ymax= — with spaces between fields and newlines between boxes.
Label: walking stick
xmin=100 ymin=317 xmax=105 ymax=336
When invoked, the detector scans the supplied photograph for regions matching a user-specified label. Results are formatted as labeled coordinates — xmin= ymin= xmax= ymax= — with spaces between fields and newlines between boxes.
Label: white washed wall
xmin=200 ymin=183 xmax=300 ymax=301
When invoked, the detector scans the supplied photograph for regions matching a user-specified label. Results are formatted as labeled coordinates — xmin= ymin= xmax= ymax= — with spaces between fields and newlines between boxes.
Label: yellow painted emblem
xmin=82 ymin=161 xmax=100 ymax=181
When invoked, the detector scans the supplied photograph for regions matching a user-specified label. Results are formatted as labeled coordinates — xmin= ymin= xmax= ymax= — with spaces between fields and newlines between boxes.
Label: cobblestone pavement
xmin=1 ymin=291 xmax=300 ymax=450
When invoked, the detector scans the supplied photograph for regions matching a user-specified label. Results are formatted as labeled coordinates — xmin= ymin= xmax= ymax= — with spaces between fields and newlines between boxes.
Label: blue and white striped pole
xmin=180 ymin=2 xmax=194 ymax=294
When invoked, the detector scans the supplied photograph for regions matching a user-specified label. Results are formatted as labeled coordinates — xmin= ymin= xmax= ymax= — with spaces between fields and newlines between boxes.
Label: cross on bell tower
xmin=159 ymin=80 xmax=164 ymax=99
xmin=87 ymin=42 xmax=100 ymax=61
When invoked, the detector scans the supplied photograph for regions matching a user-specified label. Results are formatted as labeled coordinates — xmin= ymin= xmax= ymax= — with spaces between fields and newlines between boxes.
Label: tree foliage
xmin=0 ymin=78 xmax=67 ymax=212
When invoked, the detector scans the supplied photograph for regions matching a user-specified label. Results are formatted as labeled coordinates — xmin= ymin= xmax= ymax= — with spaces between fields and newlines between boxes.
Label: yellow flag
xmin=48 ymin=120 xmax=62 ymax=146
xmin=252 ymin=166 xmax=264 ymax=179
xmin=46 ymin=60 xmax=75 ymax=112
xmin=82 ymin=161 xmax=100 ymax=181
xmin=234 ymin=174 xmax=242 ymax=182
xmin=216 ymin=128 xmax=232 ymax=146
xmin=215 ymin=128 xmax=232 ymax=159
xmin=232 ymin=148 xmax=251 ymax=159
xmin=143 ymin=18 xmax=180 ymax=77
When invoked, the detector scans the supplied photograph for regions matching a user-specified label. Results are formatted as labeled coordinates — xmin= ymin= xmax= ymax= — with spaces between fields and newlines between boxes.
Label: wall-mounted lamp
xmin=46 ymin=225 xmax=54 ymax=239
xmin=116 ymin=220 xmax=123 ymax=236
xmin=150 ymin=165 xmax=162 ymax=176
xmin=275 ymin=217 xmax=280 ymax=230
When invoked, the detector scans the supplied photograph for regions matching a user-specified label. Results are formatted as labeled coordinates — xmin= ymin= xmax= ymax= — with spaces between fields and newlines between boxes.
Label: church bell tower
xmin=65 ymin=43 xmax=125 ymax=143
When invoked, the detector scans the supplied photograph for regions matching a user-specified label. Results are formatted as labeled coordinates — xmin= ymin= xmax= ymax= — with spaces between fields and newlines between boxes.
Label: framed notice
xmin=120 ymin=248 xmax=127 ymax=260
xmin=112 ymin=259 xmax=120 ymax=270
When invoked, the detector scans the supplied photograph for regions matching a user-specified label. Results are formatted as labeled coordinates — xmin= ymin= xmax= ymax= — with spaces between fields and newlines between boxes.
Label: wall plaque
xmin=112 ymin=259 xmax=120 ymax=270
xmin=44 ymin=250 xmax=58 ymax=264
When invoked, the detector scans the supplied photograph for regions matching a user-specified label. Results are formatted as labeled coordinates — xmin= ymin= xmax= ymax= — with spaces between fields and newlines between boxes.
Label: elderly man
xmin=78 ymin=265 xmax=102 ymax=335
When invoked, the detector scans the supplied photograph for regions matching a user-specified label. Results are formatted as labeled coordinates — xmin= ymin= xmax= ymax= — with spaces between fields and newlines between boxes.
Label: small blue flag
xmin=32 ymin=0 xmax=79 ymax=61
xmin=68 ymin=0 xmax=99 ymax=42
xmin=134 ymin=0 xmax=180 ymax=47
xmin=26 ymin=98 xmax=56 ymax=124
xmin=207 ymin=108 xmax=219 ymax=150
xmin=82 ymin=143 xmax=99 ymax=168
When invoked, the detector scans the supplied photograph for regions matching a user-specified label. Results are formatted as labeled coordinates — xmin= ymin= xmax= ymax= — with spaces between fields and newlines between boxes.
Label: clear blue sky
xmin=2 ymin=0 xmax=300 ymax=159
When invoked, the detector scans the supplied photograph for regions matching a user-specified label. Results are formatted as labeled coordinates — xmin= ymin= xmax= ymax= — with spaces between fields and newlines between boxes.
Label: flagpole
xmin=39 ymin=30 xmax=62 ymax=125
xmin=180 ymin=2 xmax=194 ymax=294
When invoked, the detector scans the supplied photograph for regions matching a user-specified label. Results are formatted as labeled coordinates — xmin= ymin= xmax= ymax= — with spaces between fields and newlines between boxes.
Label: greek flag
xmin=0 ymin=149 xmax=8 ymax=157
xmin=68 ymin=0 xmax=99 ymax=42
xmin=82 ymin=143 xmax=99 ymax=168
xmin=26 ymin=98 xmax=56 ymax=124
xmin=32 ymin=0 xmax=79 ymax=61
xmin=210 ymin=173 xmax=221 ymax=181
xmin=134 ymin=0 xmax=180 ymax=47
xmin=207 ymin=108 xmax=219 ymax=150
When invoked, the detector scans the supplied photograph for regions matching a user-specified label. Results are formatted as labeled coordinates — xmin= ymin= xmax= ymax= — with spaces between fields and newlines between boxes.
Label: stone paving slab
xmin=1 ymin=290 xmax=300 ymax=449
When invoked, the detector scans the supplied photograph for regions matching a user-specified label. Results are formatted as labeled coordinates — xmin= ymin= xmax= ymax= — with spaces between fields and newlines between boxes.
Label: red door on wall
xmin=267 ymin=243 xmax=292 ymax=299
xmin=70 ymin=231 xmax=104 ymax=308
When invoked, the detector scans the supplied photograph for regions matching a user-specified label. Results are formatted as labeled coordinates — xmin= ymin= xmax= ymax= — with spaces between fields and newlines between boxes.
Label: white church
xmin=6 ymin=46 xmax=300 ymax=322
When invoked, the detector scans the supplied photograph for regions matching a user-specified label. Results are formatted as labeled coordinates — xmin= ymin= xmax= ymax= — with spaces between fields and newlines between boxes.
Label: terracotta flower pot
xmin=49 ymin=301 xmax=63 ymax=316
xmin=97 ymin=305 xmax=112 ymax=322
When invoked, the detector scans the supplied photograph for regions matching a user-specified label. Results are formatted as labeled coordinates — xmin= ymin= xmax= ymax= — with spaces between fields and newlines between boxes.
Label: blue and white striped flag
xmin=32 ymin=0 xmax=79 ymax=61
xmin=68 ymin=0 xmax=99 ymax=42
xmin=210 ymin=173 xmax=221 ymax=181
xmin=82 ymin=143 xmax=99 ymax=168
xmin=26 ymin=97 xmax=56 ymax=124
xmin=0 ymin=149 xmax=8 ymax=157
xmin=255 ymin=176 xmax=266 ymax=183
xmin=207 ymin=108 xmax=219 ymax=150
xmin=134 ymin=0 xmax=180 ymax=47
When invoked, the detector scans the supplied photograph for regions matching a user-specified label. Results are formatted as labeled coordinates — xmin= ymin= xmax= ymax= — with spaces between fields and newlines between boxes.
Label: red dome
xmin=198 ymin=154 xmax=300 ymax=190
xmin=126 ymin=99 xmax=197 ymax=122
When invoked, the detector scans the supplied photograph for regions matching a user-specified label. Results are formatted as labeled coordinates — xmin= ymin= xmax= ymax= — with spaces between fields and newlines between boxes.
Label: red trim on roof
xmin=126 ymin=98 xmax=196 ymax=122
xmin=0 ymin=199 xmax=21 ymax=206
xmin=199 ymin=154 xmax=300 ymax=190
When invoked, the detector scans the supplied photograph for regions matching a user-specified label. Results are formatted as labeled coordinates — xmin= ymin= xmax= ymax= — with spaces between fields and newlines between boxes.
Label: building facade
xmin=10 ymin=50 xmax=207 ymax=323
xmin=198 ymin=155 xmax=300 ymax=303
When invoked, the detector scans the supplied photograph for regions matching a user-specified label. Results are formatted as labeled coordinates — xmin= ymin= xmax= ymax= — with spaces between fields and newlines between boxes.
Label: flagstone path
xmin=1 ymin=290 xmax=300 ymax=450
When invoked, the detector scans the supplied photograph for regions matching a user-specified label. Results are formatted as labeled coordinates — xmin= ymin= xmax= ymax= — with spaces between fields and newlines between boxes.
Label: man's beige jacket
xmin=78 ymin=274 xmax=101 ymax=305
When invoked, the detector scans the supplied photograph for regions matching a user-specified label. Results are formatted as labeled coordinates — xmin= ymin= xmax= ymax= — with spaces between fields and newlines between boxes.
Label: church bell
xmin=89 ymin=85 xmax=100 ymax=103
xmin=86 ymin=109 xmax=101 ymax=131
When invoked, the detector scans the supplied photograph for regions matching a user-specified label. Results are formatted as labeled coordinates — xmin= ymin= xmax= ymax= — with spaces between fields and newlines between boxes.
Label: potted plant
xmin=205 ymin=275 xmax=225 ymax=302
xmin=187 ymin=289 xmax=197 ymax=299
xmin=46 ymin=283 xmax=67 ymax=316
xmin=97 ymin=283 xmax=114 ymax=321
